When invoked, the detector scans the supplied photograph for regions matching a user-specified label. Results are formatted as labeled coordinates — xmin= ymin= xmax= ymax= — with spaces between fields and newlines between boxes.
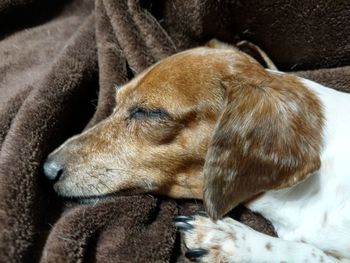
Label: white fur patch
xmin=182 ymin=215 xmax=336 ymax=262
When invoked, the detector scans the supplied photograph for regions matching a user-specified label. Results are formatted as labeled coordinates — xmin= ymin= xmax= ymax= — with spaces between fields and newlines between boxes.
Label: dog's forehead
xmin=123 ymin=49 xmax=229 ymax=109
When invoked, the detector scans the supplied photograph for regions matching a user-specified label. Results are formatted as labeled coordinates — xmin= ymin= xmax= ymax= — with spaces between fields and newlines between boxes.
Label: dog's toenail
xmin=175 ymin=215 xmax=193 ymax=223
xmin=175 ymin=221 xmax=193 ymax=231
xmin=192 ymin=211 xmax=208 ymax=217
xmin=185 ymin=248 xmax=208 ymax=260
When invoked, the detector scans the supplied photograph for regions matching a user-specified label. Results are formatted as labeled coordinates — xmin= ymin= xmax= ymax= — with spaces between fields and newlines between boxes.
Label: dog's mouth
xmin=56 ymin=186 xmax=147 ymax=204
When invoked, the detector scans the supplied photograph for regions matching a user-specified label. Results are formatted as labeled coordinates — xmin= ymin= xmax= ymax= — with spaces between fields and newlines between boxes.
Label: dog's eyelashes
xmin=129 ymin=106 xmax=169 ymax=120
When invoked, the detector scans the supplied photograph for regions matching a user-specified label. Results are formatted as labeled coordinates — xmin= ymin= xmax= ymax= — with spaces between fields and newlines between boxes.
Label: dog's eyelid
xmin=129 ymin=106 xmax=169 ymax=120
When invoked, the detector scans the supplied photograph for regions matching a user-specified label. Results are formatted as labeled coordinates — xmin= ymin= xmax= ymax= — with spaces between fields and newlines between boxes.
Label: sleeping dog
xmin=43 ymin=40 xmax=350 ymax=262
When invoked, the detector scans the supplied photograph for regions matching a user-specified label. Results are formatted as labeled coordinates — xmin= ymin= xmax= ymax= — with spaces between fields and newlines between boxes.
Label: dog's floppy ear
xmin=203 ymin=64 xmax=324 ymax=220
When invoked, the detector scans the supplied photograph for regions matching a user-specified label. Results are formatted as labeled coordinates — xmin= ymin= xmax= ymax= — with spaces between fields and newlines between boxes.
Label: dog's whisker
xmin=97 ymin=178 xmax=114 ymax=193
xmin=92 ymin=198 xmax=100 ymax=207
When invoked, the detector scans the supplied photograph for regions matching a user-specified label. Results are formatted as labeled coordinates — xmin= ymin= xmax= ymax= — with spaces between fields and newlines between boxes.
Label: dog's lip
xmin=56 ymin=187 xmax=146 ymax=203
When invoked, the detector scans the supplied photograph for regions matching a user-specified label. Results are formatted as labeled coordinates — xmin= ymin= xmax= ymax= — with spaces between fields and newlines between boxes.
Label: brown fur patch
xmin=265 ymin=242 xmax=272 ymax=250
xmin=323 ymin=212 xmax=328 ymax=226
xmin=203 ymin=51 xmax=324 ymax=219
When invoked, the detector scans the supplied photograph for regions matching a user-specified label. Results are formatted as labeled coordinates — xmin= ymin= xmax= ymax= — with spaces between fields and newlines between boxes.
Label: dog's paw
xmin=176 ymin=212 xmax=251 ymax=263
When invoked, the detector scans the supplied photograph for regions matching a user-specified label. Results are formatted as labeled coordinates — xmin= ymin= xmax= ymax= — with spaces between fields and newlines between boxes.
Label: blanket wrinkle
xmin=127 ymin=0 xmax=177 ymax=60
xmin=41 ymin=196 xmax=177 ymax=263
xmin=92 ymin=0 xmax=127 ymax=126
xmin=0 ymin=0 xmax=349 ymax=262
xmin=102 ymin=0 xmax=156 ymax=73
xmin=0 ymin=6 xmax=98 ymax=262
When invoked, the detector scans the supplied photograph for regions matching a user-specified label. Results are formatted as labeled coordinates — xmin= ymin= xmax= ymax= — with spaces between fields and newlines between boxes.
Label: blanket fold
xmin=0 ymin=0 xmax=349 ymax=262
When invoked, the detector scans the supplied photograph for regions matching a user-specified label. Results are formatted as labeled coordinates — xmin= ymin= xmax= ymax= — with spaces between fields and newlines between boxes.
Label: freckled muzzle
xmin=42 ymin=132 xmax=90 ymax=188
xmin=42 ymin=118 xmax=111 ymax=182
xmin=41 ymin=116 xmax=141 ymax=198
xmin=43 ymin=139 xmax=96 ymax=197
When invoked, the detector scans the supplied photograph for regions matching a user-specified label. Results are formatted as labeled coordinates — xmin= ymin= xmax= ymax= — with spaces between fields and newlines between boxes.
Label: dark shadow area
xmin=0 ymin=0 xmax=72 ymax=40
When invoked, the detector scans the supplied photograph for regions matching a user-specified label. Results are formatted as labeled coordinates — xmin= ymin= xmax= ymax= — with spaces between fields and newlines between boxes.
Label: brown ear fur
xmin=203 ymin=60 xmax=324 ymax=220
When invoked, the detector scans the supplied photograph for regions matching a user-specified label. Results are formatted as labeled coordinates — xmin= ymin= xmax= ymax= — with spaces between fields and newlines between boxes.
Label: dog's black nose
xmin=43 ymin=159 xmax=64 ymax=181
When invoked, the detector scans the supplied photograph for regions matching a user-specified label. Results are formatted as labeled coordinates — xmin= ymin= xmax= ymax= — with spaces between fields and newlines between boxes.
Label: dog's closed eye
xmin=129 ymin=106 xmax=169 ymax=120
xmin=127 ymin=106 xmax=187 ymax=145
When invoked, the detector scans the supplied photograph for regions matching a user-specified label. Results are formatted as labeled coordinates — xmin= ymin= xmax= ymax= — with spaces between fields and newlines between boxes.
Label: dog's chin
xmin=76 ymin=195 xmax=109 ymax=204
xmin=53 ymin=183 xmax=148 ymax=203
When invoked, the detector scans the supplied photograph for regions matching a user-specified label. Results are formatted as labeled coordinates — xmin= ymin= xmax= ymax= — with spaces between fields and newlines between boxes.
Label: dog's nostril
xmin=43 ymin=159 xmax=64 ymax=181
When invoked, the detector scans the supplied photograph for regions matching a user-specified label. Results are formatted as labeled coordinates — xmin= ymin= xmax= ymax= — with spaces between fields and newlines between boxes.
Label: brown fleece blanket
xmin=0 ymin=0 xmax=349 ymax=262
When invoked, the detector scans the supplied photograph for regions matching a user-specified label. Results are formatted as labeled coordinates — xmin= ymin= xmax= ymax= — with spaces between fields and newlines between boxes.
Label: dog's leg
xmin=176 ymin=213 xmax=343 ymax=263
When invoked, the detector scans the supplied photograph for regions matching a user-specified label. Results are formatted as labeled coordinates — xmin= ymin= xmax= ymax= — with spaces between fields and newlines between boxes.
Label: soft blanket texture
xmin=0 ymin=0 xmax=349 ymax=262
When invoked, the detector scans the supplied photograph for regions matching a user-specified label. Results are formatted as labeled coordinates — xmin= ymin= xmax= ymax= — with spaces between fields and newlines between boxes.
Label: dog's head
xmin=44 ymin=47 xmax=323 ymax=219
